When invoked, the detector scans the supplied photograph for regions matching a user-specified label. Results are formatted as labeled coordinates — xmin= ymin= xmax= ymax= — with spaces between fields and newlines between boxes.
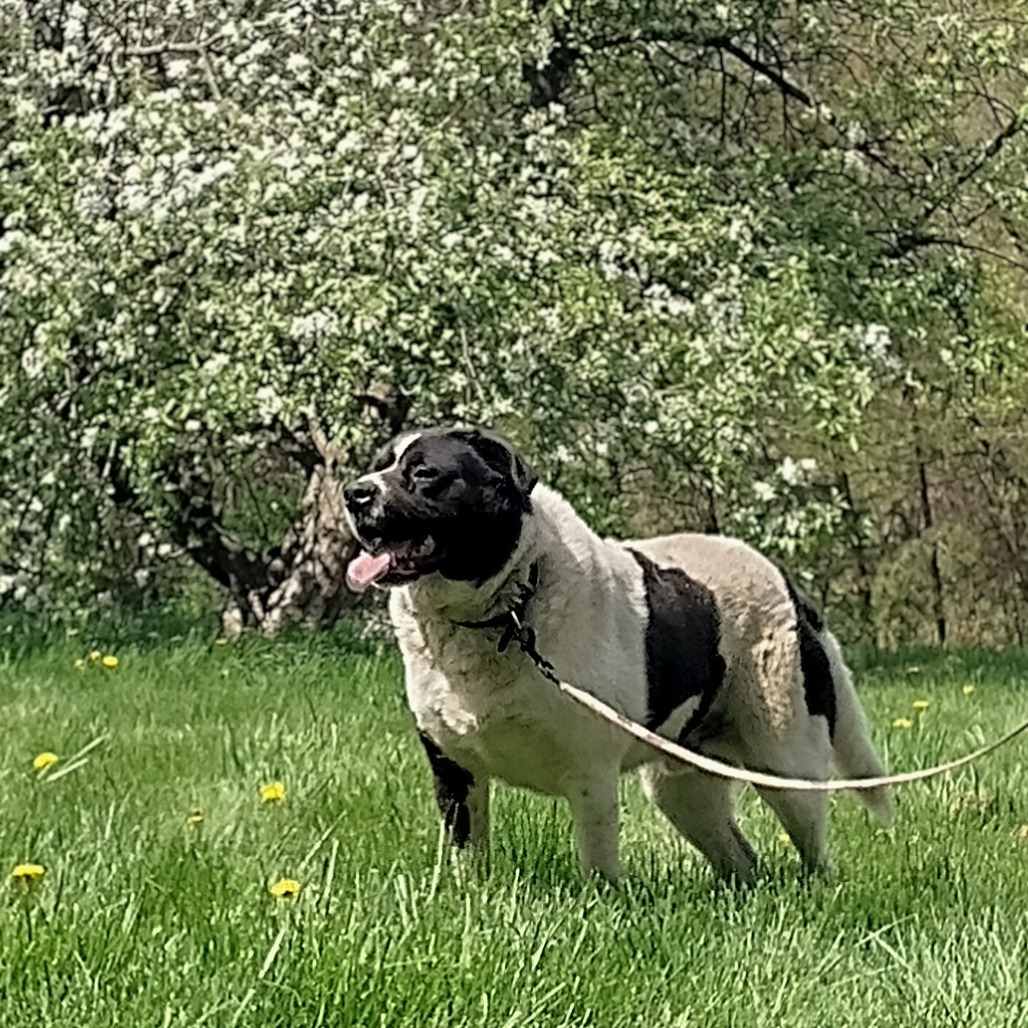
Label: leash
xmin=458 ymin=569 xmax=1028 ymax=793
xmin=555 ymin=677 xmax=1028 ymax=792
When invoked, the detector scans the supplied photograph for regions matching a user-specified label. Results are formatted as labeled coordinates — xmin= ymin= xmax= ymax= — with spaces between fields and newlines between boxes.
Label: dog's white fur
xmin=389 ymin=481 xmax=892 ymax=882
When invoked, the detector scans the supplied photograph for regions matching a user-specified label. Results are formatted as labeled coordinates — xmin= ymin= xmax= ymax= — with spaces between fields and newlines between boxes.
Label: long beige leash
xmin=466 ymin=579 xmax=1028 ymax=792
xmin=558 ymin=678 xmax=1028 ymax=792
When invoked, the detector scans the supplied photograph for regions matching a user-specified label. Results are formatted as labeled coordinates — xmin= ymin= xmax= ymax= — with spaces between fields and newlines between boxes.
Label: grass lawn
xmin=2 ymin=622 xmax=1028 ymax=1027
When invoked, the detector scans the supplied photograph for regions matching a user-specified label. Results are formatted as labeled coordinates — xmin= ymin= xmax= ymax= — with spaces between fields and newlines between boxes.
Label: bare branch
xmin=951 ymin=111 xmax=1027 ymax=194
xmin=886 ymin=232 xmax=1028 ymax=272
xmin=122 ymin=40 xmax=215 ymax=58
xmin=122 ymin=38 xmax=222 ymax=101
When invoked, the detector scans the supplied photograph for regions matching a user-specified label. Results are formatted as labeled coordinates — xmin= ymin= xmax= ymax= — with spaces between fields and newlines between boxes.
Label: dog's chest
xmin=395 ymin=616 xmax=602 ymax=793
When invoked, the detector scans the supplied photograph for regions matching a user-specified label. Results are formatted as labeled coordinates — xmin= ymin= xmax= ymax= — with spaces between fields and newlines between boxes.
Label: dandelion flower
xmin=912 ymin=700 xmax=930 ymax=711
xmin=11 ymin=863 xmax=45 ymax=883
xmin=777 ymin=832 xmax=792 ymax=846
xmin=214 ymin=637 xmax=229 ymax=646
xmin=74 ymin=658 xmax=86 ymax=670
xmin=185 ymin=809 xmax=205 ymax=827
xmin=89 ymin=650 xmax=102 ymax=663
xmin=269 ymin=878 xmax=301 ymax=899
xmin=892 ymin=718 xmax=913 ymax=729
xmin=101 ymin=655 xmax=119 ymax=669
xmin=32 ymin=752 xmax=58 ymax=772
xmin=260 ymin=781 xmax=286 ymax=804
xmin=906 ymin=666 xmax=922 ymax=675
xmin=1017 ymin=825 xmax=1028 ymax=842
xmin=963 ymin=684 xmax=976 ymax=696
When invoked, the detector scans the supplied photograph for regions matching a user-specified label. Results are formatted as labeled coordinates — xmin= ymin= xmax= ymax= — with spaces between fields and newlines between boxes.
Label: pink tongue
xmin=346 ymin=551 xmax=392 ymax=592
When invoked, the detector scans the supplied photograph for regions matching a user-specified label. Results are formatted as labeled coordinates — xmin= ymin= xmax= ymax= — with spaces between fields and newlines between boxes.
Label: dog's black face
xmin=343 ymin=428 xmax=538 ymax=591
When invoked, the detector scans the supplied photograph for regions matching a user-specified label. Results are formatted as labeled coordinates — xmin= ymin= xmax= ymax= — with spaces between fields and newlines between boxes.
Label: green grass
xmin=2 ymin=624 xmax=1028 ymax=1027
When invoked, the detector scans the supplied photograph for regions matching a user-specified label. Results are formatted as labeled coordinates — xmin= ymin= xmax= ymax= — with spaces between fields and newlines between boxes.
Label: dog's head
xmin=343 ymin=427 xmax=538 ymax=592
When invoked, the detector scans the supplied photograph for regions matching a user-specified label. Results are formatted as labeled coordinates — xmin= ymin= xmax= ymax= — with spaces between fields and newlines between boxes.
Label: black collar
xmin=453 ymin=561 xmax=558 ymax=683
xmin=454 ymin=561 xmax=539 ymax=651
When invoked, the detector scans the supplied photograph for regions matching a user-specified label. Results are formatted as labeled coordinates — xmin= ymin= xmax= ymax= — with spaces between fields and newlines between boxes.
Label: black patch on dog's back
xmin=419 ymin=732 xmax=475 ymax=847
xmin=629 ymin=550 xmax=725 ymax=736
xmin=780 ymin=572 xmax=836 ymax=737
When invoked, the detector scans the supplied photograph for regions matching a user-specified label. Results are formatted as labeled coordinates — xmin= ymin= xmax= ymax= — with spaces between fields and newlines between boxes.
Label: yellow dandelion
xmin=185 ymin=809 xmax=205 ymax=827
xmin=269 ymin=878 xmax=301 ymax=899
xmin=777 ymin=832 xmax=792 ymax=846
xmin=74 ymin=658 xmax=86 ymax=670
xmin=906 ymin=665 xmax=922 ymax=675
xmin=32 ymin=752 xmax=59 ymax=772
xmin=101 ymin=655 xmax=119 ymax=669
xmin=892 ymin=718 xmax=913 ymax=729
xmin=89 ymin=650 xmax=102 ymax=663
xmin=214 ymin=637 xmax=230 ymax=646
xmin=912 ymin=700 xmax=930 ymax=711
xmin=1016 ymin=825 xmax=1028 ymax=842
xmin=260 ymin=781 xmax=286 ymax=805
xmin=963 ymin=684 xmax=976 ymax=696
xmin=11 ymin=863 xmax=45 ymax=883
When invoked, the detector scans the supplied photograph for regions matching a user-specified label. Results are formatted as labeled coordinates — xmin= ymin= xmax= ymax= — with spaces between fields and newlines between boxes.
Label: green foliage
xmin=2 ymin=1 xmax=1027 ymax=635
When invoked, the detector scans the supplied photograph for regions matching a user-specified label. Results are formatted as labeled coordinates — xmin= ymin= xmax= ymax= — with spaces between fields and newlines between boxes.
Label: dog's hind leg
xmin=742 ymin=718 xmax=835 ymax=878
xmin=755 ymin=786 xmax=833 ymax=879
xmin=641 ymin=764 xmax=758 ymax=883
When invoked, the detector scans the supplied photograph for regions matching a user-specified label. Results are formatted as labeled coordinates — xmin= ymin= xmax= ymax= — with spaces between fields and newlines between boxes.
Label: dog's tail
xmin=820 ymin=629 xmax=895 ymax=826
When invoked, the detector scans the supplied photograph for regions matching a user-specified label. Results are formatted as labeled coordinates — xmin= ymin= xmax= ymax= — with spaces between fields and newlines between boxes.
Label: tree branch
xmin=122 ymin=41 xmax=214 ymax=57
xmin=585 ymin=27 xmax=897 ymax=173
xmin=950 ymin=111 xmax=1027 ymax=195
xmin=885 ymin=232 xmax=1028 ymax=272
xmin=122 ymin=39 xmax=223 ymax=101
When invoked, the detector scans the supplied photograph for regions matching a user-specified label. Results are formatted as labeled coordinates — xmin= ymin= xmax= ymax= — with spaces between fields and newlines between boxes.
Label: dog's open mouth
xmin=345 ymin=536 xmax=437 ymax=592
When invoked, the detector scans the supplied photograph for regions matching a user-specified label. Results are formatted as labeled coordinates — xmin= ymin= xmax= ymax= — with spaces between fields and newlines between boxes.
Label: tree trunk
xmin=220 ymin=440 xmax=360 ymax=637
xmin=915 ymin=448 xmax=947 ymax=646
xmin=163 ymin=396 xmax=410 ymax=637
xmin=837 ymin=467 xmax=875 ymax=632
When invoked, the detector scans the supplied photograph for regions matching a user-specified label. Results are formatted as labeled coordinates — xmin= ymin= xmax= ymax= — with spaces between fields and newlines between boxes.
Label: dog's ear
xmin=450 ymin=427 xmax=538 ymax=503
xmin=509 ymin=448 xmax=538 ymax=498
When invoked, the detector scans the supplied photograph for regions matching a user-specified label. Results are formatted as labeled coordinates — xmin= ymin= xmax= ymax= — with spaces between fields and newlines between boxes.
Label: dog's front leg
xmin=419 ymin=732 xmax=491 ymax=872
xmin=567 ymin=771 xmax=621 ymax=880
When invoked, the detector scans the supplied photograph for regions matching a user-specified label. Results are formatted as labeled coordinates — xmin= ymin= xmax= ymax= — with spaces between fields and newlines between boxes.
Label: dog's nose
xmin=344 ymin=480 xmax=379 ymax=510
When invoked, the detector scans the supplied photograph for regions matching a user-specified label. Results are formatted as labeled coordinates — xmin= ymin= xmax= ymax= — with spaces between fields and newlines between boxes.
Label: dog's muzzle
xmin=343 ymin=478 xmax=380 ymax=516
xmin=343 ymin=478 xmax=386 ymax=542
xmin=343 ymin=477 xmax=439 ymax=591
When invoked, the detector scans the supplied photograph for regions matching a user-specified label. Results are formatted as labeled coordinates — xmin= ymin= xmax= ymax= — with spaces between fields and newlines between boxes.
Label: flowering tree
xmin=2 ymin=1 xmax=1026 ymax=637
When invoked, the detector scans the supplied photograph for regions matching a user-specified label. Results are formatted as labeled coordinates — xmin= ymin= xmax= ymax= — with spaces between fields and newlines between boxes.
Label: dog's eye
xmin=410 ymin=466 xmax=440 ymax=482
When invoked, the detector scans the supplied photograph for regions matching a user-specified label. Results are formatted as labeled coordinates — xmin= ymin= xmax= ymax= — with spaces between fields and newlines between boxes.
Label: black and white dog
xmin=343 ymin=427 xmax=892 ymax=882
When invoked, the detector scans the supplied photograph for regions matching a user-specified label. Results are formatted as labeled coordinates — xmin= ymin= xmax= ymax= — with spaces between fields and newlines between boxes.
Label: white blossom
xmin=289 ymin=311 xmax=340 ymax=341
xmin=859 ymin=324 xmax=892 ymax=363
xmin=202 ymin=353 xmax=232 ymax=375
xmin=256 ymin=386 xmax=283 ymax=421
xmin=777 ymin=458 xmax=810 ymax=485
xmin=0 ymin=230 xmax=24 ymax=255
xmin=20 ymin=346 xmax=45 ymax=380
